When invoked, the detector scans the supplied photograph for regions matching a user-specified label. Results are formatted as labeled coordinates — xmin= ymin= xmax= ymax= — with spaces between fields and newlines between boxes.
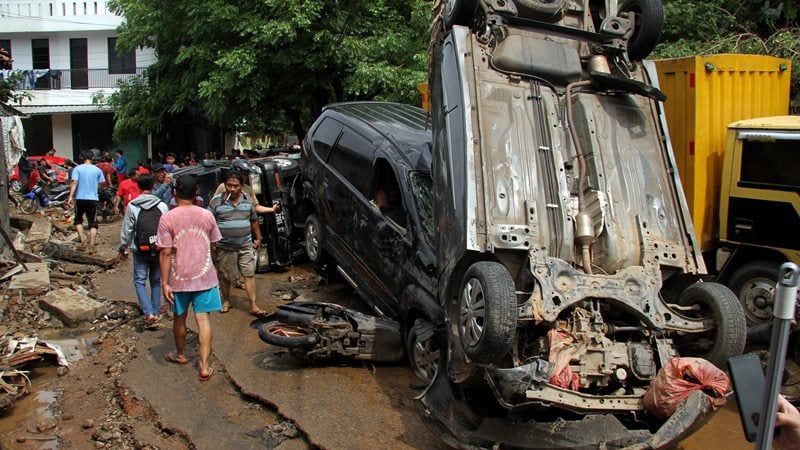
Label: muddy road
xmin=0 ymin=216 xmax=780 ymax=449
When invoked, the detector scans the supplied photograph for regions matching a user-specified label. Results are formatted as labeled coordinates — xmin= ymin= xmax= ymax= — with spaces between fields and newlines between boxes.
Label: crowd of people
xmin=113 ymin=164 xmax=280 ymax=382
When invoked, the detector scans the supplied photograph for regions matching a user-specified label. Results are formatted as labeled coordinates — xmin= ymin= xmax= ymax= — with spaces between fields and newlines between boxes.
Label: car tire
xmin=258 ymin=321 xmax=319 ymax=348
xmin=727 ymin=261 xmax=782 ymax=326
xmin=270 ymin=157 xmax=300 ymax=179
xmin=515 ymin=0 xmax=567 ymax=22
xmin=618 ymin=0 xmax=664 ymax=61
xmin=406 ymin=318 xmax=442 ymax=383
xmin=444 ymin=0 xmax=478 ymax=28
xmin=675 ymin=282 xmax=747 ymax=368
xmin=19 ymin=197 xmax=39 ymax=215
xmin=10 ymin=179 xmax=22 ymax=193
xmin=457 ymin=261 xmax=517 ymax=364
xmin=305 ymin=214 xmax=323 ymax=263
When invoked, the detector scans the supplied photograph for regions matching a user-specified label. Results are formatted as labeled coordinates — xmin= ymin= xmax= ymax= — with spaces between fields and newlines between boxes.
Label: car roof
xmin=323 ymin=102 xmax=432 ymax=171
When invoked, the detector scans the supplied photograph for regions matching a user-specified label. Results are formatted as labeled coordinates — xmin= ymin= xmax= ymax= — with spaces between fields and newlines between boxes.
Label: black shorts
xmin=74 ymin=199 xmax=99 ymax=229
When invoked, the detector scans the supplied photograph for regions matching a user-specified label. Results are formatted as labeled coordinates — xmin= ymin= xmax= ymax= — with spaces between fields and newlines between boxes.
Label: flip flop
xmin=250 ymin=310 xmax=269 ymax=318
xmin=199 ymin=367 xmax=215 ymax=382
xmin=164 ymin=352 xmax=190 ymax=365
xmin=220 ymin=304 xmax=230 ymax=314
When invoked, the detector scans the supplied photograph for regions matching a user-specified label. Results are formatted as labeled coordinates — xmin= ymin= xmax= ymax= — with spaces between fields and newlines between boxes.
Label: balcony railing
xmin=1 ymin=67 xmax=146 ymax=90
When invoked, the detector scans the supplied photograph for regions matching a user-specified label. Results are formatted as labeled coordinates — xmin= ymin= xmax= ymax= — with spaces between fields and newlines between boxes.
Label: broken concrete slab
xmin=38 ymin=288 xmax=106 ymax=327
xmin=25 ymin=220 xmax=53 ymax=244
xmin=8 ymin=263 xmax=51 ymax=293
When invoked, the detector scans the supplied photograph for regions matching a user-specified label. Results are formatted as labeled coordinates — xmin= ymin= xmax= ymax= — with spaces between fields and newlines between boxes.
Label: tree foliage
xmin=654 ymin=0 xmax=800 ymax=106
xmin=107 ymin=0 xmax=432 ymax=142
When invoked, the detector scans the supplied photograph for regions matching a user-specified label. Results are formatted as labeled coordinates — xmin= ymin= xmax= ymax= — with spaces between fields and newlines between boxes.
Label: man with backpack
xmin=118 ymin=174 xmax=169 ymax=325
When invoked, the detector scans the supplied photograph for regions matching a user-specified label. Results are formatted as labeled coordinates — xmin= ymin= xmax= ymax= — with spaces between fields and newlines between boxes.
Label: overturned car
xmin=423 ymin=0 xmax=746 ymax=448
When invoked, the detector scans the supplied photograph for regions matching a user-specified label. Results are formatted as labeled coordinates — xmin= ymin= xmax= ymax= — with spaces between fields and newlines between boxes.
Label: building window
xmin=0 ymin=40 xmax=11 ymax=70
xmin=32 ymin=39 xmax=51 ymax=89
xmin=108 ymin=38 xmax=136 ymax=74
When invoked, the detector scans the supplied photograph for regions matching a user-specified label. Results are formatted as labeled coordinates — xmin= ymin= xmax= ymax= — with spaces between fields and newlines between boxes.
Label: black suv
xmin=300 ymin=101 xmax=440 ymax=380
xmin=173 ymin=155 xmax=303 ymax=272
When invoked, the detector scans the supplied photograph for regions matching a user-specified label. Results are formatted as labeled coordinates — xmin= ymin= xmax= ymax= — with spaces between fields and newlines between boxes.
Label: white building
xmin=0 ymin=0 xmax=154 ymax=164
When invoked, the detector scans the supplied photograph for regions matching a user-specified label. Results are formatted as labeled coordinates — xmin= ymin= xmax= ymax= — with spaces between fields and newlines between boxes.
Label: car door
xmin=350 ymin=158 xmax=412 ymax=317
xmin=323 ymin=127 xmax=377 ymax=274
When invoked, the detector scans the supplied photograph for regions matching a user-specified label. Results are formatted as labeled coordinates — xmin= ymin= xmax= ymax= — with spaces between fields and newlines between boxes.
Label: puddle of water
xmin=0 ymin=334 xmax=97 ymax=449
xmin=0 ymin=366 xmax=59 ymax=449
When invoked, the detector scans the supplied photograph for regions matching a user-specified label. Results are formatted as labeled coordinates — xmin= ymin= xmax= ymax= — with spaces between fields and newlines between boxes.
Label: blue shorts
xmin=173 ymin=287 xmax=222 ymax=316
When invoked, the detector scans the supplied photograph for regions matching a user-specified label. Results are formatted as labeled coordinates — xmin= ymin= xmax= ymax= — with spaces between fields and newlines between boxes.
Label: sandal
xmin=250 ymin=309 xmax=269 ymax=318
xmin=199 ymin=367 xmax=215 ymax=382
xmin=164 ymin=352 xmax=190 ymax=365
xmin=220 ymin=303 xmax=231 ymax=314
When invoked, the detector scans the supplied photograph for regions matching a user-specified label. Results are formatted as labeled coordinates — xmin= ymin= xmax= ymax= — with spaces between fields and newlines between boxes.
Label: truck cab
xmin=718 ymin=116 xmax=800 ymax=325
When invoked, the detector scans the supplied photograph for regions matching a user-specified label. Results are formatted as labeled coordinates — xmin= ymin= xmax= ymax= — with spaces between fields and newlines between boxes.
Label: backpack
xmin=134 ymin=205 xmax=162 ymax=255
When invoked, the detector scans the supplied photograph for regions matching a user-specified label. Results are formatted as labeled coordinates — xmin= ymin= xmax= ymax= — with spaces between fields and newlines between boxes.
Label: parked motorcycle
xmin=19 ymin=183 xmax=70 ymax=214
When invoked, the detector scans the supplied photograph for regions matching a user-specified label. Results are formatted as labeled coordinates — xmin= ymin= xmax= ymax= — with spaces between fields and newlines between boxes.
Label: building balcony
xmin=2 ymin=67 xmax=145 ymax=90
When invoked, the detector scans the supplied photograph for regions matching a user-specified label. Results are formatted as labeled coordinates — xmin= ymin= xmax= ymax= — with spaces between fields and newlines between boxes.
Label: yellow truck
xmin=655 ymin=55 xmax=797 ymax=326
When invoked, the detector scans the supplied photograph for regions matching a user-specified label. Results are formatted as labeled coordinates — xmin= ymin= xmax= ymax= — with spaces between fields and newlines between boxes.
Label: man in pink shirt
xmin=157 ymin=175 xmax=222 ymax=381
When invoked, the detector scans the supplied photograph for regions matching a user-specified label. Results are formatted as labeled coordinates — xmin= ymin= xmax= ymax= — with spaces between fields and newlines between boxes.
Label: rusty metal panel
xmin=654 ymin=54 xmax=791 ymax=250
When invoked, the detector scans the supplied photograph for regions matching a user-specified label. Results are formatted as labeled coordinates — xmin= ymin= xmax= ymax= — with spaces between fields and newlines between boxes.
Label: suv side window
xmin=329 ymin=129 xmax=375 ymax=194
xmin=312 ymin=118 xmax=343 ymax=162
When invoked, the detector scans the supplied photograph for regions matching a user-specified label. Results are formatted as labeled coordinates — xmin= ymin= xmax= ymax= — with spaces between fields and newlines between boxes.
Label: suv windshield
xmin=410 ymin=172 xmax=434 ymax=245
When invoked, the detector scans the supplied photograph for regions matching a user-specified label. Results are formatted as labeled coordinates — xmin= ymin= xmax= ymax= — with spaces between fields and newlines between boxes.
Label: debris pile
xmin=0 ymin=334 xmax=69 ymax=412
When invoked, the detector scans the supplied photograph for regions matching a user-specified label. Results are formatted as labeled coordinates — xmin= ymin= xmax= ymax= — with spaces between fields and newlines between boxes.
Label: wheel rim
xmin=412 ymin=332 xmax=440 ymax=382
xmin=739 ymin=277 xmax=775 ymax=324
xmin=21 ymin=199 xmax=37 ymax=214
xmin=267 ymin=323 xmax=309 ymax=338
xmin=460 ymin=278 xmax=486 ymax=347
xmin=10 ymin=180 xmax=21 ymax=192
xmin=305 ymin=222 xmax=319 ymax=261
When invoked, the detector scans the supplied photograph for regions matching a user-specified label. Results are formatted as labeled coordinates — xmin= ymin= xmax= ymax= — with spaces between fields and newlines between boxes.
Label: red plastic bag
xmin=547 ymin=329 xmax=580 ymax=390
xmin=643 ymin=357 xmax=730 ymax=420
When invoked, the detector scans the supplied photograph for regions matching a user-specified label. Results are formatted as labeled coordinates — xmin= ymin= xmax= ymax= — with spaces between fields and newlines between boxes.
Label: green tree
xmin=654 ymin=0 xmax=800 ymax=105
xmin=107 ymin=0 xmax=432 ymax=142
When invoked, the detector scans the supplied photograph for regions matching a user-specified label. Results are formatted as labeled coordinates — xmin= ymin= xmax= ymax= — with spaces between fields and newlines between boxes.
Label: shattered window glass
xmin=410 ymin=172 xmax=434 ymax=244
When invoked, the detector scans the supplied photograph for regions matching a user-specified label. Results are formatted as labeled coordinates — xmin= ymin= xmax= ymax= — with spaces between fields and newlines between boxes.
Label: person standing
xmin=207 ymin=171 xmax=267 ymax=317
xmin=67 ymin=151 xmax=106 ymax=253
xmin=114 ymin=149 xmax=127 ymax=183
xmin=118 ymin=174 xmax=169 ymax=325
xmin=114 ymin=169 xmax=141 ymax=215
xmin=158 ymin=175 xmax=223 ymax=381
xmin=96 ymin=155 xmax=117 ymax=188
xmin=151 ymin=163 xmax=173 ymax=205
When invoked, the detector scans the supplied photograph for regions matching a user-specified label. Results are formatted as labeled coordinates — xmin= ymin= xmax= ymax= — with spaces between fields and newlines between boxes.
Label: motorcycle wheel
xmin=19 ymin=197 xmax=39 ymax=215
xmin=258 ymin=321 xmax=319 ymax=348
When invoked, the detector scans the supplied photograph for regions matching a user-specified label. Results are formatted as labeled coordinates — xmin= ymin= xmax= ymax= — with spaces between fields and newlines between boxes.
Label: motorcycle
xmin=19 ymin=182 xmax=70 ymax=214
xmin=255 ymin=301 xmax=405 ymax=363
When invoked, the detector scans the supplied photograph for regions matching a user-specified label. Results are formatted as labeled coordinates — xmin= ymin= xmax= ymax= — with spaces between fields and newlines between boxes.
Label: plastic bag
xmin=643 ymin=357 xmax=730 ymax=420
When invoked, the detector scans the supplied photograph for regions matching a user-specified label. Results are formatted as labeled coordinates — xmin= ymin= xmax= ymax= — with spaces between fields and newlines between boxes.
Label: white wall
xmin=1 ymin=31 xmax=154 ymax=70
xmin=52 ymin=113 xmax=72 ymax=157
xmin=0 ymin=1 xmax=122 ymax=33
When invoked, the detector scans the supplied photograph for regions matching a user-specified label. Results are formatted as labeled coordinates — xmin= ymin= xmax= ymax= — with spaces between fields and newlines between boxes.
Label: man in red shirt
xmin=96 ymin=155 xmax=117 ymax=188
xmin=114 ymin=169 xmax=141 ymax=214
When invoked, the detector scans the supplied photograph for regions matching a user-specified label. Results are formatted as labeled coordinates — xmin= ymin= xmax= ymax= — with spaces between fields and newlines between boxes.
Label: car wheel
xmin=444 ymin=0 xmax=478 ymax=28
xmin=270 ymin=157 xmax=300 ymax=179
xmin=406 ymin=318 xmax=441 ymax=383
xmin=516 ymin=0 xmax=567 ymax=22
xmin=19 ymin=197 xmax=39 ymax=215
xmin=674 ymin=282 xmax=747 ymax=368
xmin=258 ymin=321 xmax=319 ymax=348
xmin=305 ymin=214 xmax=324 ymax=265
xmin=457 ymin=261 xmax=517 ymax=364
xmin=10 ymin=179 xmax=22 ymax=193
xmin=618 ymin=0 xmax=664 ymax=61
xmin=728 ymin=261 xmax=781 ymax=326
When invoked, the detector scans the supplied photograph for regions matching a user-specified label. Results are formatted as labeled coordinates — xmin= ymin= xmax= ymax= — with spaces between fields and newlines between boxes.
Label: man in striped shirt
xmin=207 ymin=170 xmax=266 ymax=317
